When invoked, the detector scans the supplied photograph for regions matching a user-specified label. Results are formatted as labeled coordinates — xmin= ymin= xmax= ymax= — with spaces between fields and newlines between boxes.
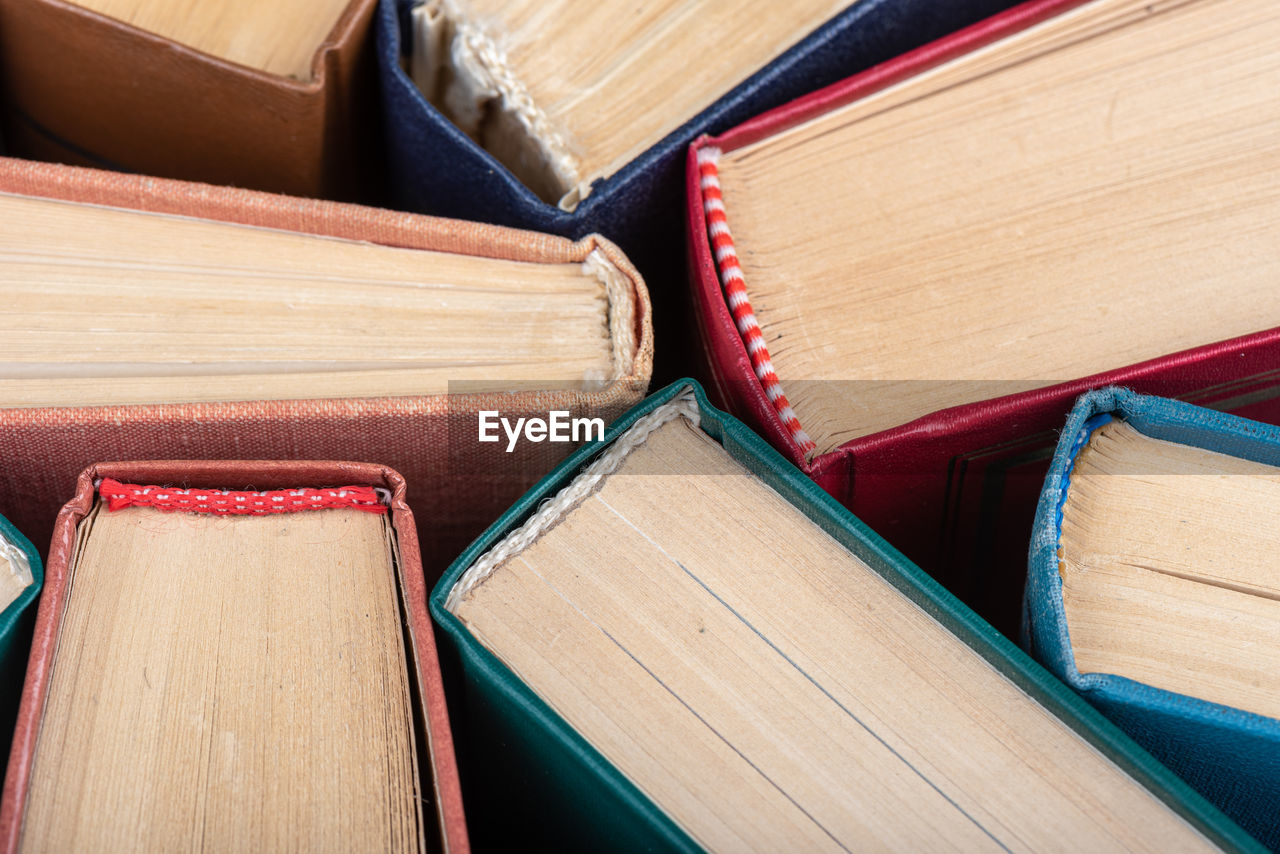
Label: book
xmin=69 ymin=0 xmax=355 ymax=80
xmin=0 ymin=0 xmax=381 ymax=200
xmin=687 ymin=0 xmax=1280 ymax=637
xmin=402 ymin=0 xmax=874 ymax=210
xmin=0 ymin=156 xmax=652 ymax=577
xmin=0 ymin=517 xmax=38 ymax=657
xmin=375 ymin=0 xmax=1022 ymax=379
xmin=0 ymin=514 xmax=41 ymax=767
xmin=1026 ymin=387 xmax=1280 ymax=850
xmin=430 ymin=379 xmax=1259 ymax=852
xmin=0 ymin=461 xmax=467 ymax=851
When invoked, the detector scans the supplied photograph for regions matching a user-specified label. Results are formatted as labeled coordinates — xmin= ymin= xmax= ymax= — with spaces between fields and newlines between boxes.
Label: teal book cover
xmin=433 ymin=379 xmax=1258 ymax=852
xmin=0 ymin=513 xmax=41 ymax=765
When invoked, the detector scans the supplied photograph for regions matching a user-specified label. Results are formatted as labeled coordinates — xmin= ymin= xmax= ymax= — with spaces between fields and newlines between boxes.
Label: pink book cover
xmin=0 ymin=460 xmax=469 ymax=852
xmin=0 ymin=157 xmax=653 ymax=580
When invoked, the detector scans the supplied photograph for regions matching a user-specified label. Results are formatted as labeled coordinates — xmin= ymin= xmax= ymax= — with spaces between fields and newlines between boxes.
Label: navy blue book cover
xmin=374 ymin=0 xmax=1023 ymax=381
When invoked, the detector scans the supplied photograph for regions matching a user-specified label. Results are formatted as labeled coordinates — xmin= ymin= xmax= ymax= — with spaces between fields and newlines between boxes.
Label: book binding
xmin=0 ymin=156 xmax=653 ymax=577
xmin=1026 ymin=387 xmax=1280 ymax=850
xmin=683 ymin=0 xmax=1280 ymax=636
xmin=430 ymin=379 xmax=1261 ymax=853
xmin=0 ymin=460 xmax=469 ymax=853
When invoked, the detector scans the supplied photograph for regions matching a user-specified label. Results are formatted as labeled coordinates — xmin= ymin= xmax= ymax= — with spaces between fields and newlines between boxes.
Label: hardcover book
xmin=376 ymin=0 xmax=1023 ymax=378
xmin=1026 ymin=388 xmax=1280 ymax=850
xmin=0 ymin=156 xmax=652 ymax=574
xmin=0 ymin=0 xmax=381 ymax=200
xmin=0 ymin=515 xmax=40 ymax=766
xmin=430 ymin=379 xmax=1259 ymax=852
xmin=0 ymin=461 xmax=467 ymax=852
xmin=686 ymin=0 xmax=1280 ymax=636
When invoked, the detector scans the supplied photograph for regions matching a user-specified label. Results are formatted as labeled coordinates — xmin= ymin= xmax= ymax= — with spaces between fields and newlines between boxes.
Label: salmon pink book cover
xmin=0 ymin=460 xmax=469 ymax=852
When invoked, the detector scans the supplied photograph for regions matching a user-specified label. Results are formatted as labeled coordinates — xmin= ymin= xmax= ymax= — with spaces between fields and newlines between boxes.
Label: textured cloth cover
xmin=0 ymin=157 xmax=653 ymax=579
xmin=0 ymin=461 xmax=469 ymax=853
xmin=1026 ymin=388 xmax=1280 ymax=851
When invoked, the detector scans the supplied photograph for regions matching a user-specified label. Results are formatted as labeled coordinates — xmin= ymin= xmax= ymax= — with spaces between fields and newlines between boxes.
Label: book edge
xmin=444 ymin=387 xmax=699 ymax=611
xmin=433 ymin=379 xmax=1263 ymax=853
xmin=1028 ymin=388 xmax=1280 ymax=735
xmin=0 ymin=460 xmax=470 ymax=854
xmin=0 ymin=157 xmax=654 ymax=416
xmin=684 ymin=0 xmax=1280 ymax=488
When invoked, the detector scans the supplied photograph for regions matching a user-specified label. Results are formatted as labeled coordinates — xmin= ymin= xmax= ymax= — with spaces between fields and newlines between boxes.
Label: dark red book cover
xmin=685 ymin=0 xmax=1280 ymax=636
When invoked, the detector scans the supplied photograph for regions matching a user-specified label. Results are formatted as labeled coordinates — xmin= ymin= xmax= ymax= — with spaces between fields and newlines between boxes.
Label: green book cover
xmin=431 ymin=380 xmax=1259 ymax=852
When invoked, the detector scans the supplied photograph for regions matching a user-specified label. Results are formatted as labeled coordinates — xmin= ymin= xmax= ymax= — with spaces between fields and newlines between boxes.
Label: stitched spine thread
xmin=446 ymin=388 xmax=700 ymax=611
xmin=454 ymin=26 xmax=580 ymax=190
xmin=0 ymin=535 xmax=29 ymax=583
xmin=1053 ymin=412 xmax=1115 ymax=560
xmin=583 ymin=248 xmax=636 ymax=390
xmin=697 ymin=146 xmax=816 ymax=457
xmin=98 ymin=479 xmax=389 ymax=515
xmin=414 ymin=1 xmax=584 ymax=206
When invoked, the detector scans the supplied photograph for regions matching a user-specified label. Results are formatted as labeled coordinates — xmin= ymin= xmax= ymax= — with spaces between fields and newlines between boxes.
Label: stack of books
xmin=0 ymin=0 xmax=1276 ymax=850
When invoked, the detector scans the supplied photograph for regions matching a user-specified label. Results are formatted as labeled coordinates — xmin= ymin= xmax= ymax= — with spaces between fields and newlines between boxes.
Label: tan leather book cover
xmin=0 ymin=157 xmax=654 ymax=577
xmin=0 ymin=460 xmax=470 ymax=853
xmin=0 ymin=0 xmax=380 ymax=200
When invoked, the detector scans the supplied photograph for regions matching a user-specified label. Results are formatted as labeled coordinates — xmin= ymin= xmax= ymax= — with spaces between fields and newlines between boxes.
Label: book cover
xmin=0 ymin=156 xmax=653 ymax=575
xmin=1026 ymin=387 xmax=1280 ymax=850
xmin=0 ymin=460 xmax=468 ymax=852
xmin=0 ymin=515 xmax=41 ymax=768
xmin=684 ymin=0 xmax=1280 ymax=638
xmin=375 ymin=0 xmax=1023 ymax=379
xmin=429 ymin=379 xmax=1260 ymax=852
xmin=0 ymin=0 xmax=381 ymax=200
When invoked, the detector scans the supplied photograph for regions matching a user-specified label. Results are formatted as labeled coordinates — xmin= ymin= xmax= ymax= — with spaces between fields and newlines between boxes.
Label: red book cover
xmin=685 ymin=0 xmax=1280 ymax=636
xmin=0 ymin=157 xmax=653 ymax=577
xmin=0 ymin=461 xmax=468 ymax=852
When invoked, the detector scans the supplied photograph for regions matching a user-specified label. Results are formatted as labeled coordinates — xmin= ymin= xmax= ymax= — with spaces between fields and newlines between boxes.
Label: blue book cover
xmin=374 ymin=0 xmax=1022 ymax=377
xmin=377 ymin=0 xmax=1021 ymax=239
xmin=1026 ymin=387 xmax=1280 ymax=850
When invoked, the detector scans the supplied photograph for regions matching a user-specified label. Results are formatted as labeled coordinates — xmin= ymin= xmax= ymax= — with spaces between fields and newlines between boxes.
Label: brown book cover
xmin=0 ymin=156 xmax=654 ymax=576
xmin=0 ymin=460 xmax=469 ymax=852
xmin=0 ymin=0 xmax=380 ymax=200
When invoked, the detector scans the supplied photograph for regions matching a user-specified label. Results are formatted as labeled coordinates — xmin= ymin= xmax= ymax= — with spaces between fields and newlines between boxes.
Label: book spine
xmin=0 ymin=462 xmax=470 ymax=854
xmin=1025 ymin=389 xmax=1280 ymax=850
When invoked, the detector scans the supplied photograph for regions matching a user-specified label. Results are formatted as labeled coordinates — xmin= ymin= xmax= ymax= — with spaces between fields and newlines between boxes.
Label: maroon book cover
xmin=685 ymin=0 xmax=1280 ymax=635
